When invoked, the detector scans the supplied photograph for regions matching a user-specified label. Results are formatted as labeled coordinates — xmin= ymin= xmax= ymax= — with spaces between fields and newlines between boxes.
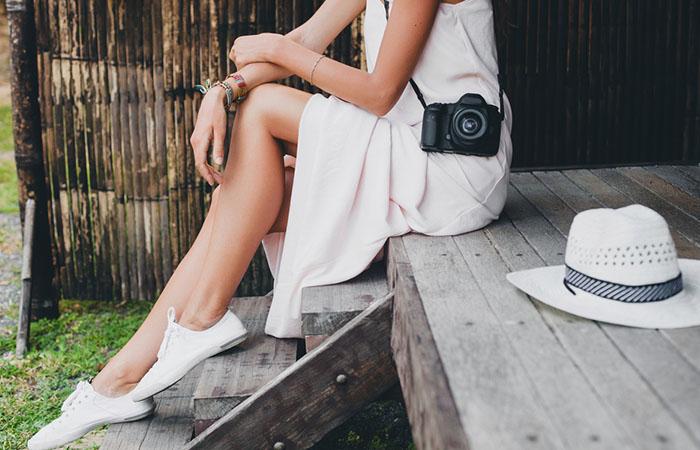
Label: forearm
xmin=271 ymin=39 xmax=392 ymax=116
xmin=224 ymin=25 xmax=330 ymax=92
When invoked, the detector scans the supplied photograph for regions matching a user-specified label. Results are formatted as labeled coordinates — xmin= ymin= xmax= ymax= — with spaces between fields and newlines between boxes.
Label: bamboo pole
xmin=6 ymin=0 xmax=58 ymax=319
xmin=15 ymin=197 xmax=35 ymax=357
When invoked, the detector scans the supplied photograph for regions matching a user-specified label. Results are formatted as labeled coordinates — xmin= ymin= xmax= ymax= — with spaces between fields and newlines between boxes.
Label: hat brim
xmin=506 ymin=259 xmax=700 ymax=329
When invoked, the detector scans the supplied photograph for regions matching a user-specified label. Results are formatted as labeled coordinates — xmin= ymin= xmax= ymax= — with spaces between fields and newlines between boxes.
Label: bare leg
xmin=90 ymin=83 xmax=308 ymax=396
xmin=178 ymin=84 xmax=311 ymax=329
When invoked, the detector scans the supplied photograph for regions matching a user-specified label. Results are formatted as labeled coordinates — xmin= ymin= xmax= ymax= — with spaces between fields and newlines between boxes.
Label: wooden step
xmin=301 ymin=261 xmax=390 ymax=351
xmin=101 ymin=296 xmax=298 ymax=448
xmin=192 ymin=296 xmax=298 ymax=436
xmin=101 ymin=359 xmax=205 ymax=449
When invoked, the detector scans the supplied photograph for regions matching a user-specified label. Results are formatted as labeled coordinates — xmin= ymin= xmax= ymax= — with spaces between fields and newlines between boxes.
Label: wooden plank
xmin=301 ymin=262 xmax=389 ymax=337
xmin=646 ymin=166 xmax=700 ymax=198
xmin=591 ymin=168 xmax=700 ymax=245
xmin=538 ymin=169 xmax=700 ymax=380
xmin=510 ymin=172 xmax=700 ymax=448
xmin=388 ymin=237 xmax=472 ymax=450
xmin=562 ymin=169 xmax=700 ymax=259
xmin=393 ymin=235 xmax=566 ymax=449
xmin=617 ymin=167 xmax=700 ymax=220
xmin=676 ymin=165 xmax=700 ymax=183
xmin=101 ymin=362 xmax=204 ymax=449
xmin=192 ymin=297 xmax=297 ymax=435
xmin=185 ymin=293 xmax=397 ymax=450
xmin=460 ymin=224 xmax=698 ymax=450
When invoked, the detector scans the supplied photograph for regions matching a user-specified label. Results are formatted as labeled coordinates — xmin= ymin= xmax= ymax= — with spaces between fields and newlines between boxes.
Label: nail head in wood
xmin=335 ymin=373 xmax=348 ymax=385
xmin=273 ymin=442 xmax=285 ymax=450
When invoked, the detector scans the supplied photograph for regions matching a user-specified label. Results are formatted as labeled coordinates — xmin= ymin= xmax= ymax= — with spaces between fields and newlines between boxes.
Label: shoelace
xmin=52 ymin=380 xmax=91 ymax=424
xmin=156 ymin=306 xmax=184 ymax=360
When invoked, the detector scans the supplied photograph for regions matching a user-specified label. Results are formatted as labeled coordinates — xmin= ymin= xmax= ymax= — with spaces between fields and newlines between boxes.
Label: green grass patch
xmin=0 ymin=105 xmax=18 ymax=214
xmin=0 ymin=298 xmax=152 ymax=449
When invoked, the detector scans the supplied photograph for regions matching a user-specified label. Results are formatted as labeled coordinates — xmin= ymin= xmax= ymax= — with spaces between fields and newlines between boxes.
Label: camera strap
xmin=383 ymin=0 xmax=505 ymax=121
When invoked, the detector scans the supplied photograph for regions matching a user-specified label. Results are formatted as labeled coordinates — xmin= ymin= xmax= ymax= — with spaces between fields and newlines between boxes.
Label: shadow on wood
xmin=185 ymin=293 xmax=397 ymax=450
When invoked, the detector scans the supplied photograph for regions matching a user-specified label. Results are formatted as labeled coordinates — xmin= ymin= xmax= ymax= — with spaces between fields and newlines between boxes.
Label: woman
xmin=28 ymin=0 xmax=512 ymax=448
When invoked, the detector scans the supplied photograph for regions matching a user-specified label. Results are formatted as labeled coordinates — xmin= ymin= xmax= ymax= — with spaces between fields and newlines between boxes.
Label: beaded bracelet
xmin=212 ymin=80 xmax=235 ymax=111
xmin=227 ymin=72 xmax=248 ymax=103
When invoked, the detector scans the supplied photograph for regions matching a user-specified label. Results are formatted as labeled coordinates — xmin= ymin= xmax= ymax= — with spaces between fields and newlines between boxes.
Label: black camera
xmin=420 ymin=93 xmax=503 ymax=157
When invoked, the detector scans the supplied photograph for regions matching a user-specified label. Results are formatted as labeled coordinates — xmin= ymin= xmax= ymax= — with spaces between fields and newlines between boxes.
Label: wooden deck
xmin=102 ymin=165 xmax=700 ymax=450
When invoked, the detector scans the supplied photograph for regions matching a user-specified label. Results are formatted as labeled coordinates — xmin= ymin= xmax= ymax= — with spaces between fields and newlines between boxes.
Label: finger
xmin=198 ymin=161 xmax=215 ymax=186
xmin=191 ymin=134 xmax=214 ymax=185
xmin=212 ymin=124 xmax=226 ymax=166
xmin=209 ymin=165 xmax=224 ymax=184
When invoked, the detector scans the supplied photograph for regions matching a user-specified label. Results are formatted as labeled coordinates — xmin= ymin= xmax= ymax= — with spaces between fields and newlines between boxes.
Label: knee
xmin=237 ymin=83 xmax=282 ymax=120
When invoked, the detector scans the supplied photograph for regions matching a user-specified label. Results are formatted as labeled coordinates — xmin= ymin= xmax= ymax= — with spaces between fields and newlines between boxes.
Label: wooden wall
xmin=499 ymin=0 xmax=700 ymax=168
xmin=32 ymin=0 xmax=363 ymax=301
xmin=32 ymin=0 xmax=699 ymax=301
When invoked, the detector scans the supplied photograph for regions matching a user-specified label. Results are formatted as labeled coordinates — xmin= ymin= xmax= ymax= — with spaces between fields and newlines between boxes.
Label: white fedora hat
xmin=506 ymin=204 xmax=700 ymax=329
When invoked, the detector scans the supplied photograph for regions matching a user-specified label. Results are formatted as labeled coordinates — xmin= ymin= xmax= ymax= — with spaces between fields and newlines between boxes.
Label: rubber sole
xmin=28 ymin=409 xmax=153 ymax=450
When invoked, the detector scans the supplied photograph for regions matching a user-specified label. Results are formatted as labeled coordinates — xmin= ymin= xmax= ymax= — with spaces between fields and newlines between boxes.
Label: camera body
xmin=421 ymin=93 xmax=502 ymax=157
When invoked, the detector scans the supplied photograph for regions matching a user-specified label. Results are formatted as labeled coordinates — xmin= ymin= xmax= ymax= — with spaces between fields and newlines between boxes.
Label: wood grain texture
xmin=388 ymin=237 xmax=472 ymax=450
xmin=508 ymin=172 xmax=700 ymax=449
xmin=646 ymin=166 xmax=700 ymax=198
xmin=591 ymin=168 xmax=700 ymax=245
xmin=617 ymin=166 xmax=700 ymax=220
xmin=193 ymin=297 xmax=297 ymax=435
xmin=186 ymin=293 xmax=396 ymax=450
xmin=562 ymin=169 xmax=700 ymax=258
xmin=392 ymin=235 xmax=566 ymax=450
xmin=32 ymin=0 xmax=364 ymax=301
xmin=302 ymin=261 xmax=390 ymax=336
xmin=101 ymin=361 xmax=205 ymax=449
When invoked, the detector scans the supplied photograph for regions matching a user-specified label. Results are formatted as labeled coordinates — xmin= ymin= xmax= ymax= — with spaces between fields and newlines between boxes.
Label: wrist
xmin=269 ymin=36 xmax=288 ymax=63
xmin=224 ymin=76 xmax=244 ymax=99
xmin=209 ymin=85 xmax=227 ymax=101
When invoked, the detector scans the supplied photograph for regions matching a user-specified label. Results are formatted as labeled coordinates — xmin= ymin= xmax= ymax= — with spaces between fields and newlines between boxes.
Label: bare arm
xmin=190 ymin=0 xmax=365 ymax=185
xmin=231 ymin=0 xmax=440 ymax=116
xmin=231 ymin=0 xmax=367 ymax=90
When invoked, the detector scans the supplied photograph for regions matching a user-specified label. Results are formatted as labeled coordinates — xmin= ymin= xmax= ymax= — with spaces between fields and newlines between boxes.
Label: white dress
xmin=262 ymin=0 xmax=513 ymax=338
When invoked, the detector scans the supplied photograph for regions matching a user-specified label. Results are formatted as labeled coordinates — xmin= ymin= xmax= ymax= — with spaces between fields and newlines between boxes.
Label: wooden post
xmin=6 ymin=0 xmax=58 ymax=318
xmin=15 ymin=197 xmax=35 ymax=357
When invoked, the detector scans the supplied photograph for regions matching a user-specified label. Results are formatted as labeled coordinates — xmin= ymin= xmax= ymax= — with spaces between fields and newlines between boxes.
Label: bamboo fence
xmin=31 ymin=0 xmax=699 ymax=302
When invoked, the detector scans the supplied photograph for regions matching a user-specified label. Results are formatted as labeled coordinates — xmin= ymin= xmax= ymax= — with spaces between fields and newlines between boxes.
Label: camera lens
xmin=451 ymin=108 xmax=488 ymax=143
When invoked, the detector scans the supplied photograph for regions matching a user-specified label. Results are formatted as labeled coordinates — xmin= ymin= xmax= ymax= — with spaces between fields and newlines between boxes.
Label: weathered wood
xmin=591 ymin=168 xmax=700 ymax=245
xmin=646 ymin=166 xmax=700 ymax=198
xmin=617 ymin=166 xmax=700 ymax=220
xmin=562 ymin=169 xmax=700 ymax=258
xmin=101 ymin=361 xmax=205 ymax=449
xmin=15 ymin=197 xmax=35 ymax=357
xmin=192 ymin=296 xmax=297 ymax=436
xmin=8 ymin=0 xmax=57 ymax=318
xmin=392 ymin=235 xmax=568 ymax=450
xmin=507 ymin=173 xmax=700 ymax=448
xmin=301 ymin=261 xmax=389 ymax=337
xmin=303 ymin=334 xmax=328 ymax=352
xmin=185 ymin=293 xmax=397 ymax=450
xmin=388 ymin=237 xmax=471 ymax=450
xmin=676 ymin=165 xmax=700 ymax=183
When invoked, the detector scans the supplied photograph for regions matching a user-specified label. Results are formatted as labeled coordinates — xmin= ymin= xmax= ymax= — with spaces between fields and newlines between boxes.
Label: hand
xmin=229 ymin=33 xmax=285 ymax=69
xmin=190 ymin=86 xmax=229 ymax=186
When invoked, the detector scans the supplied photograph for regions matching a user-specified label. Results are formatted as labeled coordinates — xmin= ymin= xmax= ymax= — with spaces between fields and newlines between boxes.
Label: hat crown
xmin=565 ymin=205 xmax=680 ymax=286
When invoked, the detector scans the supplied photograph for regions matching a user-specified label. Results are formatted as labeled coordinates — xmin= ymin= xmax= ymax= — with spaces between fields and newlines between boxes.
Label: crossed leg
xmin=91 ymin=84 xmax=312 ymax=397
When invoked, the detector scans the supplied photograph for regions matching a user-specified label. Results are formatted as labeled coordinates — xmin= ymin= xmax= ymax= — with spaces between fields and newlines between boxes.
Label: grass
xmin=0 ymin=105 xmax=18 ymax=214
xmin=0 ymin=299 xmax=152 ymax=450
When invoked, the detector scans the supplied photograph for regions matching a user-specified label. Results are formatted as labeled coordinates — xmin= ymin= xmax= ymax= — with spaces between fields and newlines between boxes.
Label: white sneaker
xmin=130 ymin=306 xmax=248 ymax=402
xmin=27 ymin=379 xmax=155 ymax=450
